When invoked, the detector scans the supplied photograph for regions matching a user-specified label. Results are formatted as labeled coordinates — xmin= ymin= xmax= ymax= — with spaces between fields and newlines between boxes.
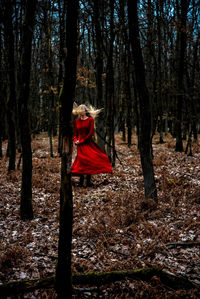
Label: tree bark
xmin=105 ymin=0 xmax=116 ymax=166
xmin=3 ymin=0 xmax=16 ymax=170
xmin=0 ymin=23 xmax=5 ymax=158
xmin=47 ymin=9 xmax=56 ymax=157
xmin=93 ymin=0 xmax=105 ymax=151
xmin=19 ymin=0 xmax=37 ymax=220
xmin=119 ymin=0 xmax=132 ymax=146
xmin=128 ymin=0 xmax=157 ymax=200
xmin=175 ymin=0 xmax=189 ymax=152
xmin=156 ymin=0 xmax=164 ymax=144
xmin=57 ymin=0 xmax=65 ymax=155
xmin=55 ymin=0 xmax=78 ymax=298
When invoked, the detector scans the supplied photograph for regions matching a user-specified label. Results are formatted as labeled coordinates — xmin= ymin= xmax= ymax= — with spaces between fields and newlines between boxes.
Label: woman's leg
xmin=86 ymin=174 xmax=93 ymax=187
xmin=78 ymin=175 xmax=84 ymax=187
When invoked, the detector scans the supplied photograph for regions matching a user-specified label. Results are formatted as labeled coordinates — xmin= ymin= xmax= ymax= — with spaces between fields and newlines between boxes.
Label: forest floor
xmin=0 ymin=132 xmax=200 ymax=298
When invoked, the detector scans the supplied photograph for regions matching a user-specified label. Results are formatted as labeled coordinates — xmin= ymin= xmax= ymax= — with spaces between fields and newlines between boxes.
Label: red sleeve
xmin=79 ymin=118 xmax=94 ymax=144
xmin=73 ymin=120 xmax=78 ymax=143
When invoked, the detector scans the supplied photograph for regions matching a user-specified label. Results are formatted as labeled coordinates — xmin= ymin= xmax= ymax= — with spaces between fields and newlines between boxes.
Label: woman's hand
xmin=75 ymin=140 xmax=80 ymax=145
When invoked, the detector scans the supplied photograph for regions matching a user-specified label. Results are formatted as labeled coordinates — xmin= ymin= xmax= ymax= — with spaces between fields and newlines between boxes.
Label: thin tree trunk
xmin=47 ymin=20 xmax=55 ymax=158
xmin=165 ymin=112 xmax=168 ymax=135
xmin=15 ymin=2 xmax=22 ymax=153
xmin=93 ymin=0 xmax=105 ymax=151
xmin=105 ymin=0 xmax=115 ymax=166
xmin=19 ymin=0 xmax=37 ymax=220
xmin=175 ymin=0 xmax=189 ymax=152
xmin=187 ymin=28 xmax=199 ymax=144
xmin=55 ymin=0 xmax=78 ymax=297
xmin=128 ymin=0 xmax=157 ymax=200
xmin=126 ymin=51 xmax=132 ymax=147
xmin=118 ymin=0 xmax=126 ymax=143
xmin=119 ymin=0 xmax=132 ymax=146
xmin=57 ymin=0 xmax=65 ymax=155
xmin=146 ymin=0 xmax=157 ymax=142
xmin=156 ymin=0 xmax=164 ymax=144
xmin=4 ymin=1 xmax=16 ymax=171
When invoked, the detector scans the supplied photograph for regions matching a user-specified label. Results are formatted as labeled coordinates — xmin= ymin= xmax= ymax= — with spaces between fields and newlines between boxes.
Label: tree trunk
xmin=0 ymin=23 xmax=4 ymax=159
xmin=156 ymin=0 xmax=164 ymax=144
xmin=119 ymin=0 xmax=132 ymax=146
xmin=146 ymin=0 xmax=157 ymax=142
xmin=47 ymin=18 xmax=56 ymax=158
xmin=3 ymin=1 xmax=16 ymax=171
xmin=126 ymin=52 xmax=132 ymax=147
xmin=175 ymin=0 xmax=189 ymax=152
xmin=57 ymin=0 xmax=65 ymax=155
xmin=55 ymin=0 xmax=78 ymax=298
xmin=186 ymin=27 xmax=199 ymax=144
xmin=105 ymin=0 xmax=115 ymax=166
xmin=19 ymin=0 xmax=37 ymax=220
xmin=93 ymin=0 xmax=105 ymax=151
xmin=128 ymin=0 xmax=157 ymax=200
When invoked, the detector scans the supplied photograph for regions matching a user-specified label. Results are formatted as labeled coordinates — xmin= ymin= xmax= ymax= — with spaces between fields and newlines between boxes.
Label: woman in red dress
xmin=71 ymin=104 xmax=112 ymax=187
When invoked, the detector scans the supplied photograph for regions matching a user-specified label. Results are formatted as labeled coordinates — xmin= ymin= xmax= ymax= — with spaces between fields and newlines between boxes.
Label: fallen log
xmin=0 ymin=276 xmax=55 ymax=298
xmin=0 ymin=267 xmax=199 ymax=297
xmin=166 ymin=241 xmax=200 ymax=249
xmin=72 ymin=267 xmax=199 ymax=290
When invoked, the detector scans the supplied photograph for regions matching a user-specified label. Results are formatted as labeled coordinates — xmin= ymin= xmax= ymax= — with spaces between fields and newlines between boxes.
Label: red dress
xmin=71 ymin=117 xmax=112 ymax=175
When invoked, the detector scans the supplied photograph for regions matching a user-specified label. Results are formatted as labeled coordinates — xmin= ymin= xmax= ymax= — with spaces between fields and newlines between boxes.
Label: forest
xmin=0 ymin=0 xmax=200 ymax=298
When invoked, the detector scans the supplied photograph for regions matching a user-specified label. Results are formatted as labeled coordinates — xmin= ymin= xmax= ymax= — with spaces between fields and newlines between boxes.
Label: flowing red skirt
xmin=71 ymin=140 xmax=112 ymax=175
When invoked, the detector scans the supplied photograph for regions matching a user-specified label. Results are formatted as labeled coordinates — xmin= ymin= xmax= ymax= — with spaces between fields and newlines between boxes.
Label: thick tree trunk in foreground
xmin=0 ymin=23 xmax=5 ymax=159
xmin=128 ymin=0 xmax=157 ymax=199
xmin=19 ymin=0 xmax=37 ymax=220
xmin=55 ymin=0 xmax=78 ymax=298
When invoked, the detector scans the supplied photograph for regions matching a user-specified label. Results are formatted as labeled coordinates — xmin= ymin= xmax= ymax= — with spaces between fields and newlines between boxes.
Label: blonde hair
xmin=72 ymin=103 xmax=102 ymax=119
